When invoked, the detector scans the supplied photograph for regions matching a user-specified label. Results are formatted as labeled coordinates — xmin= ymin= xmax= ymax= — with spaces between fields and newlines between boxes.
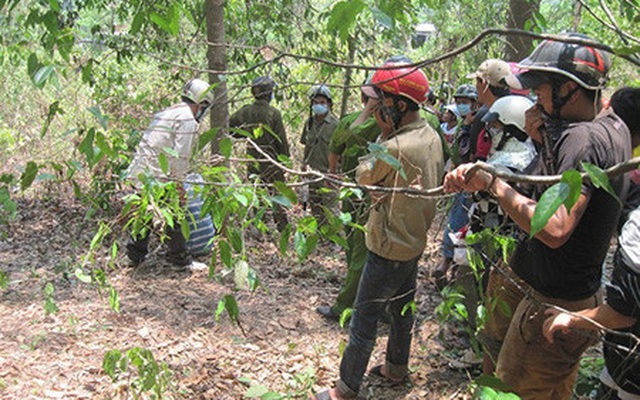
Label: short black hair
xmin=610 ymin=87 xmax=640 ymax=136
xmin=386 ymin=92 xmax=420 ymax=112
xmin=489 ymin=85 xmax=510 ymax=98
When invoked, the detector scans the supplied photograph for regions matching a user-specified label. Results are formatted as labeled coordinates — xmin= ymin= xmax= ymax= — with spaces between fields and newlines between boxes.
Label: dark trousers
xmin=337 ymin=251 xmax=419 ymax=395
xmin=126 ymin=223 xmax=187 ymax=263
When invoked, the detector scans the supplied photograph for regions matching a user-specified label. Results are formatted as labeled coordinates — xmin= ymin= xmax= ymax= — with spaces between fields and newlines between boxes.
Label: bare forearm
xmin=571 ymin=304 xmax=637 ymax=331
xmin=328 ymin=152 xmax=341 ymax=174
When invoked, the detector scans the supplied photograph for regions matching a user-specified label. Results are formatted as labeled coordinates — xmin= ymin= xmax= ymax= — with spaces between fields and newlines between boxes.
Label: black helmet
xmin=251 ymin=76 xmax=275 ymax=98
xmin=453 ymin=83 xmax=478 ymax=100
xmin=512 ymin=32 xmax=611 ymax=90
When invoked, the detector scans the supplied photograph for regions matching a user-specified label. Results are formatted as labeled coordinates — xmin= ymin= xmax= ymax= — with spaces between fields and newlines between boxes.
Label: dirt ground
xmin=0 ymin=195 xmax=476 ymax=400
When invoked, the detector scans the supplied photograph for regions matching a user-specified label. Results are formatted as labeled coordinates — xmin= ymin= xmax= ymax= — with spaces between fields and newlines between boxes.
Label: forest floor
xmin=0 ymin=192 xmax=482 ymax=400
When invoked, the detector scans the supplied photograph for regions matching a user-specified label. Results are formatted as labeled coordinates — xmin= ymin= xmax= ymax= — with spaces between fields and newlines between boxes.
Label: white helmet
xmin=482 ymin=95 xmax=534 ymax=132
xmin=182 ymin=78 xmax=214 ymax=105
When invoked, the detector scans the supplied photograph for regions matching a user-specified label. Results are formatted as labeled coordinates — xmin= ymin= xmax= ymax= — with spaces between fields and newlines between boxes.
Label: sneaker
xmin=448 ymin=348 xmax=483 ymax=369
xmin=316 ymin=305 xmax=341 ymax=321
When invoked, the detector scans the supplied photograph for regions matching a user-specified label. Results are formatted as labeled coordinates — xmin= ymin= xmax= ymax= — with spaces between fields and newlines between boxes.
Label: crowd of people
xmin=123 ymin=31 xmax=640 ymax=400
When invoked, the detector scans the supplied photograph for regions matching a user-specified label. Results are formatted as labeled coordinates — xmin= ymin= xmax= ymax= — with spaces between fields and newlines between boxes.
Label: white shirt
xmin=127 ymin=102 xmax=199 ymax=184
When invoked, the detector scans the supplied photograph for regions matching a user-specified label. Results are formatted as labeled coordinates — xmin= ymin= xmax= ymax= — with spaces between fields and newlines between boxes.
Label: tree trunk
xmin=504 ymin=0 xmax=542 ymax=62
xmin=205 ymin=0 xmax=228 ymax=154
xmin=340 ymin=35 xmax=357 ymax=118
xmin=573 ymin=1 xmax=582 ymax=31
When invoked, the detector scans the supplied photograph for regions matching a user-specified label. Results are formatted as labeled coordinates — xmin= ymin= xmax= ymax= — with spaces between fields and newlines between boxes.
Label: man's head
xmin=453 ymin=84 xmax=478 ymax=117
xmin=610 ymin=87 xmax=640 ymax=148
xmin=506 ymin=32 xmax=611 ymax=120
xmin=182 ymin=78 xmax=214 ymax=122
xmin=309 ymin=85 xmax=332 ymax=117
xmin=251 ymin=76 xmax=275 ymax=101
xmin=467 ymin=59 xmax=512 ymax=105
xmin=371 ymin=63 xmax=429 ymax=134
xmin=482 ymin=95 xmax=534 ymax=140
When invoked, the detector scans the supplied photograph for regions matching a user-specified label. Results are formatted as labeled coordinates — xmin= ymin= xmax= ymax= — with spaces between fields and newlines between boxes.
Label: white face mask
xmin=312 ymin=103 xmax=329 ymax=116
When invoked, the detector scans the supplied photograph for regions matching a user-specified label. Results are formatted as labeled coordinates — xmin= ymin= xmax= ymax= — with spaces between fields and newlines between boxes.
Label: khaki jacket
xmin=357 ymin=120 xmax=444 ymax=261
xmin=301 ymin=113 xmax=338 ymax=172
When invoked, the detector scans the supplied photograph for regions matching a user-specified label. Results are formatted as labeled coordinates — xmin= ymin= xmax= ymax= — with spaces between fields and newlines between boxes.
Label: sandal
xmin=308 ymin=390 xmax=331 ymax=400
xmin=368 ymin=365 xmax=408 ymax=384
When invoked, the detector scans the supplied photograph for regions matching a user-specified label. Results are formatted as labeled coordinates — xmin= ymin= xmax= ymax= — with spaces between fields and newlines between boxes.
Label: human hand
xmin=443 ymin=163 xmax=493 ymax=194
xmin=542 ymin=308 xmax=574 ymax=344
xmin=525 ymin=104 xmax=544 ymax=144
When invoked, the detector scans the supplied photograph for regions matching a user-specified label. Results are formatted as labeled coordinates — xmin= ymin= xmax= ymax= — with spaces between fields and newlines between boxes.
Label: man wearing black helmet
xmin=301 ymin=85 xmax=339 ymax=225
xmin=230 ymin=76 xmax=290 ymax=230
xmin=444 ymin=33 xmax=631 ymax=399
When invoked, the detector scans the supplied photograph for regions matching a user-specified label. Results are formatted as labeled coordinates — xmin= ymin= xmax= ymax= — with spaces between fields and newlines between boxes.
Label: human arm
xmin=543 ymin=304 xmax=637 ymax=344
xmin=443 ymin=164 xmax=589 ymax=248
xmin=328 ymin=152 xmax=342 ymax=174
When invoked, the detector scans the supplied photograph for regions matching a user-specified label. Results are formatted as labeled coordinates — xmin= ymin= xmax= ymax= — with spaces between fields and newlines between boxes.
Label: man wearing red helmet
xmin=444 ymin=33 xmax=631 ymax=398
xmin=311 ymin=64 xmax=443 ymax=400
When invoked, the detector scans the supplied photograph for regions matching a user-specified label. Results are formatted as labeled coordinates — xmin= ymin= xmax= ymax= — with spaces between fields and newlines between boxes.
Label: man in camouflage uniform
xmin=230 ymin=76 xmax=290 ymax=230
xmin=301 ymin=85 xmax=339 ymax=224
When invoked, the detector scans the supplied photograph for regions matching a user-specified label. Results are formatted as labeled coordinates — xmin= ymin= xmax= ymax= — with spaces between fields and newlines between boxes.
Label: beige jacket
xmin=357 ymin=120 xmax=444 ymax=261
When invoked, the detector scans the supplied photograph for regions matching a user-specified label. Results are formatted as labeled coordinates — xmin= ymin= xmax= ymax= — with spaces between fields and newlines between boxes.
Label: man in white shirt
xmin=126 ymin=78 xmax=213 ymax=267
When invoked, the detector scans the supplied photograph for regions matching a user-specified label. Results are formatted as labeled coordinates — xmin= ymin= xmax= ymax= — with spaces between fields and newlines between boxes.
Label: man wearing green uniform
xmin=316 ymin=85 xmax=381 ymax=321
xmin=230 ymin=76 xmax=290 ymax=230
xmin=301 ymin=85 xmax=339 ymax=224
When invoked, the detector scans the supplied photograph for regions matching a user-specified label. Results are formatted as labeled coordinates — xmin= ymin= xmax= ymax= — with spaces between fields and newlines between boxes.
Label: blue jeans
xmin=337 ymin=250 xmax=420 ymax=395
xmin=442 ymin=192 xmax=471 ymax=259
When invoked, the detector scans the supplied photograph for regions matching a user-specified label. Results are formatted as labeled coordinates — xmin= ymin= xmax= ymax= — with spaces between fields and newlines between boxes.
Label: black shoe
xmin=166 ymin=251 xmax=192 ymax=267
xmin=316 ymin=305 xmax=340 ymax=321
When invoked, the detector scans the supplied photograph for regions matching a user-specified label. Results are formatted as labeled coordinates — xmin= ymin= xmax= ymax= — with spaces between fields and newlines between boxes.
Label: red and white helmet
xmin=371 ymin=63 xmax=430 ymax=105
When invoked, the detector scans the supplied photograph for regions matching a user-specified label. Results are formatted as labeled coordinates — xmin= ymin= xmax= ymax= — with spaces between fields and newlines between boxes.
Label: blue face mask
xmin=312 ymin=103 xmax=329 ymax=116
xmin=456 ymin=103 xmax=471 ymax=117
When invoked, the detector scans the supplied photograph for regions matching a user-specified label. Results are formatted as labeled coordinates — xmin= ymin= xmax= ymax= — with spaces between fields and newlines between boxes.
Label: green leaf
xmin=87 ymin=106 xmax=108 ymax=130
xmin=216 ymin=294 xmax=239 ymax=324
xmin=219 ymin=137 xmax=232 ymax=158
xmin=339 ymin=308 xmax=353 ymax=328
xmin=244 ymin=385 xmax=270 ymax=398
xmin=158 ymin=153 xmax=169 ymax=174
xmin=75 ymin=267 xmax=92 ymax=283
xmin=150 ymin=4 xmax=180 ymax=36
xmin=198 ymin=128 xmax=219 ymax=151
xmin=367 ymin=143 xmax=406 ymax=180
xmin=613 ymin=44 xmax=640 ymax=56
xmin=27 ymin=53 xmax=40 ymax=78
xmin=273 ymin=181 xmax=298 ymax=205
xmin=95 ymin=132 xmax=116 ymax=159
xmin=32 ymin=65 xmax=55 ymax=89
xmin=326 ymin=0 xmax=366 ymax=41
xmin=78 ymin=128 xmax=96 ymax=167
xmin=41 ymin=100 xmax=64 ymax=138
xmin=401 ymin=300 xmax=416 ymax=317
xmin=21 ymin=161 xmax=39 ymax=191
xmin=560 ymin=169 xmax=582 ymax=213
xmin=109 ymin=287 xmax=120 ymax=312
xmin=219 ymin=240 xmax=232 ymax=268
xmin=162 ymin=147 xmax=179 ymax=158
xmin=581 ymin=162 xmax=620 ymax=204
xmin=102 ymin=349 xmax=123 ymax=380
xmin=48 ymin=0 xmax=60 ymax=11
xmin=370 ymin=7 xmax=394 ymax=29
xmin=130 ymin=11 xmax=145 ymax=35
xmin=530 ymin=182 xmax=569 ymax=237
xmin=0 ymin=270 xmax=8 ymax=290
xmin=278 ymin=224 xmax=291 ymax=256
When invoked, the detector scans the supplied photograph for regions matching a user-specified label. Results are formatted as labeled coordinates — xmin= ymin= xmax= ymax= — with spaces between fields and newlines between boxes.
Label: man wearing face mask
xmin=126 ymin=78 xmax=214 ymax=267
xmin=310 ymin=64 xmax=443 ymax=400
xmin=301 ymin=84 xmax=339 ymax=224
xmin=432 ymin=84 xmax=478 ymax=289
xmin=229 ymin=76 xmax=290 ymax=230
xmin=443 ymin=33 xmax=630 ymax=399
